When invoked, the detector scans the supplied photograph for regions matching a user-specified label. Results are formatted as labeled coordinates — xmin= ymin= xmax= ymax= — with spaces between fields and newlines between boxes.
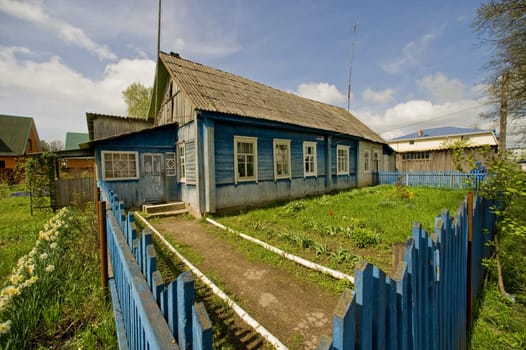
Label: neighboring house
xmin=90 ymin=52 xmax=394 ymax=215
xmin=57 ymin=132 xmax=94 ymax=178
xmin=389 ymin=127 xmax=498 ymax=172
xmin=65 ymin=132 xmax=89 ymax=150
xmin=0 ymin=114 xmax=42 ymax=178
xmin=87 ymin=113 xmax=153 ymax=140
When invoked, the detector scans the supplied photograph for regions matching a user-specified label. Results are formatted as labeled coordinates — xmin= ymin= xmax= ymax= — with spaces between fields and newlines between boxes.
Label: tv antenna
xmin=347 ymin=22 xmax=358 ymax=112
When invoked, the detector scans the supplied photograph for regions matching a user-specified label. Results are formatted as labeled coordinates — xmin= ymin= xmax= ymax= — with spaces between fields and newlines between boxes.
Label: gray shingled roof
xmin=160 ymin=52 xmax=386 ymax=144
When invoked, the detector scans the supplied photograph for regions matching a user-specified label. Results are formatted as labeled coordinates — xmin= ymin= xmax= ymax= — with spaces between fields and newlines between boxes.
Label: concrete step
xmin=142 ymin=202 xmax=187 ymax=217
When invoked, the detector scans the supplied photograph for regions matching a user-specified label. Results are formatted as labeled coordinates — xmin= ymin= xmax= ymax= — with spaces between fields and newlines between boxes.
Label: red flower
xmin=329 ymin=211 xmax=334 ymax=216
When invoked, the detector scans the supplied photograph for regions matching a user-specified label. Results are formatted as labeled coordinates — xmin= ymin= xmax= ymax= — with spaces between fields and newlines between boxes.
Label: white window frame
xmin=303 ymin=141 xmax=317 ymax=177
xmin=273 ymin=139 xmax=292 ymax=180
xmin=177 ymin=143 xmax=186 ymax=182
xmin=101 ymin=151 xmax=139 ymax=181
xmin=234 ymin=136 xmax=258 ymax=183
xmin=337 ymin=145 xmax=350 ymax=175
xmin=364 ymin=149 xmax=370 ymax=173
xmin=166 ymin=152 xmax=176 ymax=176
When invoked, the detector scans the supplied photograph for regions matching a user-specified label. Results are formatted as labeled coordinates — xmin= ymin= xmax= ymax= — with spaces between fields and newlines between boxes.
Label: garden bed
xmin=214 ymin=185 xmax=466 ymax=273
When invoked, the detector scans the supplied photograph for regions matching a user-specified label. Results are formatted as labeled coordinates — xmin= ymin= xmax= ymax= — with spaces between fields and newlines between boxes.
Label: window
xmin=409 ymin=140 xmax=415 ymax=145
xmin=166 ymin=152 xmax=176 ymax=176
xmin=234 ymin=136 xmax=258 ymax=183
xmin=102 ymin=151 xmax=139 ymax=180
xmin=337 ymin=145 xmax=350 ymax=175
xmin=373 ymin=151 xmax=379 ymax=172
xmin=402 ymin=152 xmax=430 ymax=161
xmin=303 ymin=142 xmax=317 ymax=177
xmin=363 ymin=150 xmax=370 ymax=172
xmin=178 ymin=143 xmax=186 ymax=182
xmin=143 ymin=154 xmax=162 ymax=175
xmin=273 ymin=139 xmax=291 ymax=180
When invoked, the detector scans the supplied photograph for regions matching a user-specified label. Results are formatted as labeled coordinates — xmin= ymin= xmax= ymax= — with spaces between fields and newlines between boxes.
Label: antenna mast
xmin=347 ymin=22 xmax=358 ymax=112
xmin=155 ymin=0 xmax=161 ymax=118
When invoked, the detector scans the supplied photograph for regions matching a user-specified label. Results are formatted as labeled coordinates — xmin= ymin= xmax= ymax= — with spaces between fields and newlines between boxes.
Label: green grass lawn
xmin=214 ymin=185 xmax=467 ymax=273
xmin=0 ymin=184 xmax=52 ymax=280
xmin=0 ymin=184 xmax=115 ymax=349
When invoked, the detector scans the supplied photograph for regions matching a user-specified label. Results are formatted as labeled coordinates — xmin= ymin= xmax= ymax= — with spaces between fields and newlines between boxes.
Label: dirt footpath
xmin=154 ymin=217 xmax=341 ymax=349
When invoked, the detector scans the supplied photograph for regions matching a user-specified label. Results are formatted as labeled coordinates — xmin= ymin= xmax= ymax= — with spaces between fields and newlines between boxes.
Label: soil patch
xmin=154 ymin=217 xmax=341 ymax=349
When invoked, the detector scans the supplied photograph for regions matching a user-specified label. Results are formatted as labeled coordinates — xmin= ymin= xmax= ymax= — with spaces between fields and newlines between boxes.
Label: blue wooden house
xmin=89 ymin=52 xmax=394 ymax=215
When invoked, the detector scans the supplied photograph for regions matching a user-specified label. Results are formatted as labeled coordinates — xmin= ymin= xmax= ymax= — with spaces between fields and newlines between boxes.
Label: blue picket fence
xmin=99 ymin=182 xmax=213 ymax=350
xmin=317 ymin=194 xmax=495 ymax=350
xmin=374 ymin=171 xmax=486 ymax=189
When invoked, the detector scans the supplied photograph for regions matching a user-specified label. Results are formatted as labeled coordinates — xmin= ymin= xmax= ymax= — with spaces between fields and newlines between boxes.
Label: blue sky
xmin=2 ymin=0 xmax=519 ymax=146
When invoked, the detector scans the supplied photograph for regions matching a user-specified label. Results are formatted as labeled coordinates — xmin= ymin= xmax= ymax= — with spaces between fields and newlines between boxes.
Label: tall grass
xmin=0 ymin=194 xmax=116 ymax=349
xmin=0 ymin=184 xmax=51 ymax=280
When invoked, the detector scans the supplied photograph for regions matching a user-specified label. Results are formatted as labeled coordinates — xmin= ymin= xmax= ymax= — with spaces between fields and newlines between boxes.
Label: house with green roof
xmin=0 ymin=114 xmax=42 ymax=173
xmin=65 ymin=132 xmax=89 ymax=150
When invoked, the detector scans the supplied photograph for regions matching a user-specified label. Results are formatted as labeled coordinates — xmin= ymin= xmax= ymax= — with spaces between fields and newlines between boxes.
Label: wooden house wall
xmin=95 ymin=126 xmax=178 ymax=208
xmin=395 ymin=147 xmax=496 ymax=172
xmin=92 ymin=117 xmax=151 ymax=140
xmin=158 ymin=78 xmax=195 ymax=126
xmin=175 ymin=122 xmax=198 ymax=211
xmin=205 ymin=116 xmax=359 ymax=211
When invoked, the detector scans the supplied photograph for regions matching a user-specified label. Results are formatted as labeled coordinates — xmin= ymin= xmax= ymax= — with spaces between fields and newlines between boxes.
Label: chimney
xmin=417 ymin=129 xmax=423 ymax=137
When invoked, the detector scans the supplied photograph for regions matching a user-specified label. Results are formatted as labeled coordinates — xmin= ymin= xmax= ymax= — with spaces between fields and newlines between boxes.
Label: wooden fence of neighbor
xmin=318 ymin=193 xmax=495 ymax=350
xmin=374 ymin=171 xmax=486 ymax=189
xmin=99 ymin=182 xmax=213 ymax=350
xmin=55 ymin=177 xmax=95 ymax=208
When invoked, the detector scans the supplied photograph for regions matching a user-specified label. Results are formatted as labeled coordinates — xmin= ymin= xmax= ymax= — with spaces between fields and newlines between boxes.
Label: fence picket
xmin=177 ymin=270 xmax=195 ymax=350
xmin=192 ymin=302 xmax=213 ymax=350
xmin=99 ymin=183 xmax=212 ymax=350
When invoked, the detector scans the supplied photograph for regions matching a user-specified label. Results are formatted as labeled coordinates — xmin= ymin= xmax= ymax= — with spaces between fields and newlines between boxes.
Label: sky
xmin=0 ymin=0 xmax=523 ymax=147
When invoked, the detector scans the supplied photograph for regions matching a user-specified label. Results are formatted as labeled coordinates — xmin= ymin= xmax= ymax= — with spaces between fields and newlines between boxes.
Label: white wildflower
xmin=45 ymin=265 xmax=55 ymax=272
xmin=0 ymin=320 xmax=12 ymax=335
xmin=39 ymin=253 xmax=49 ymax=260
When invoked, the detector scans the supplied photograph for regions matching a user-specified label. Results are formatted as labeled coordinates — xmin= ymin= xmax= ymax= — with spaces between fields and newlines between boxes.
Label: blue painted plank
xmin=355 ymin=263 xmax=373 ymax=349
xmin=192 ymin=302 xmax=213 ymax=350
xmin=332 ymin=288 xmax=355 ymax=350
xmin=177 ymin=270 xmax=195 ymax=349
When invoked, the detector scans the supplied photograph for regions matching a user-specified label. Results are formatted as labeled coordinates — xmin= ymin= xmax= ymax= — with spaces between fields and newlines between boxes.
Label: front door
xmin=142 ymin=153 xmax=164 ymax=202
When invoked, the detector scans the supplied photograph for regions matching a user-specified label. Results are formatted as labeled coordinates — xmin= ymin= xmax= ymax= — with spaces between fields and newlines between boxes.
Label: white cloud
xmin=417 ymin=73 xmax=465 ymax=103
xmin=0 ymin=0 xmax=117 ymax=60
xmin=382 ymin=32 xmax=439 ymax=74
xmin=356 ymin=98 xmax=493 ymax=142
xmin=160 ymin=1 xmax=242 ymax=58
xmin=0 ymin=46 xmax=155 ymax=140
xmin=362 ymin=88 xmax=395 ymax=104
xmin=295 ymin=82 xmax=346 ymax=105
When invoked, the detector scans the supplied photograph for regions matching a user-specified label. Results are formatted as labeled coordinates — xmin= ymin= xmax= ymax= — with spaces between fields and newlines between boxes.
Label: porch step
xmin=142 ymin=202 xmax=188 ymax=217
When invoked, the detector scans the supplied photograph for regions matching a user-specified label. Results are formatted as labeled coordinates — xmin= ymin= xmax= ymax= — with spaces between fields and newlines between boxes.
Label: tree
xmin=122 ymin=82 xmax=152 ymax=119
xmin=474 ymin=0 xmax=526 ymax=145
xmin=41 ymin=140 xmax=64 ymax=152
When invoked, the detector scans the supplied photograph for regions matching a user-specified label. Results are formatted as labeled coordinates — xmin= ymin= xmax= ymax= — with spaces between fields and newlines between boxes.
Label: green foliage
xmin=216 ymin=185 xmax=465 ymax=273
xmin=471 ymin=284 xmax=526 ymax=349
xmin=0 ymin=203 xmax=116 ymax=349
xmin=122 ymin=82 xmax=152 ymax=119
xmin=474 ymin=0 xmax=526 ymax=121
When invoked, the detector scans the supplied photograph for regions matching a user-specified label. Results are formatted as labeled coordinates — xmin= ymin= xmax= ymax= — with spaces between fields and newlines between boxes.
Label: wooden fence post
xmin=97 ymin=200 xmax=108 ymax=290
xmin=466 ymin=192 xmax=474 ymax=329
